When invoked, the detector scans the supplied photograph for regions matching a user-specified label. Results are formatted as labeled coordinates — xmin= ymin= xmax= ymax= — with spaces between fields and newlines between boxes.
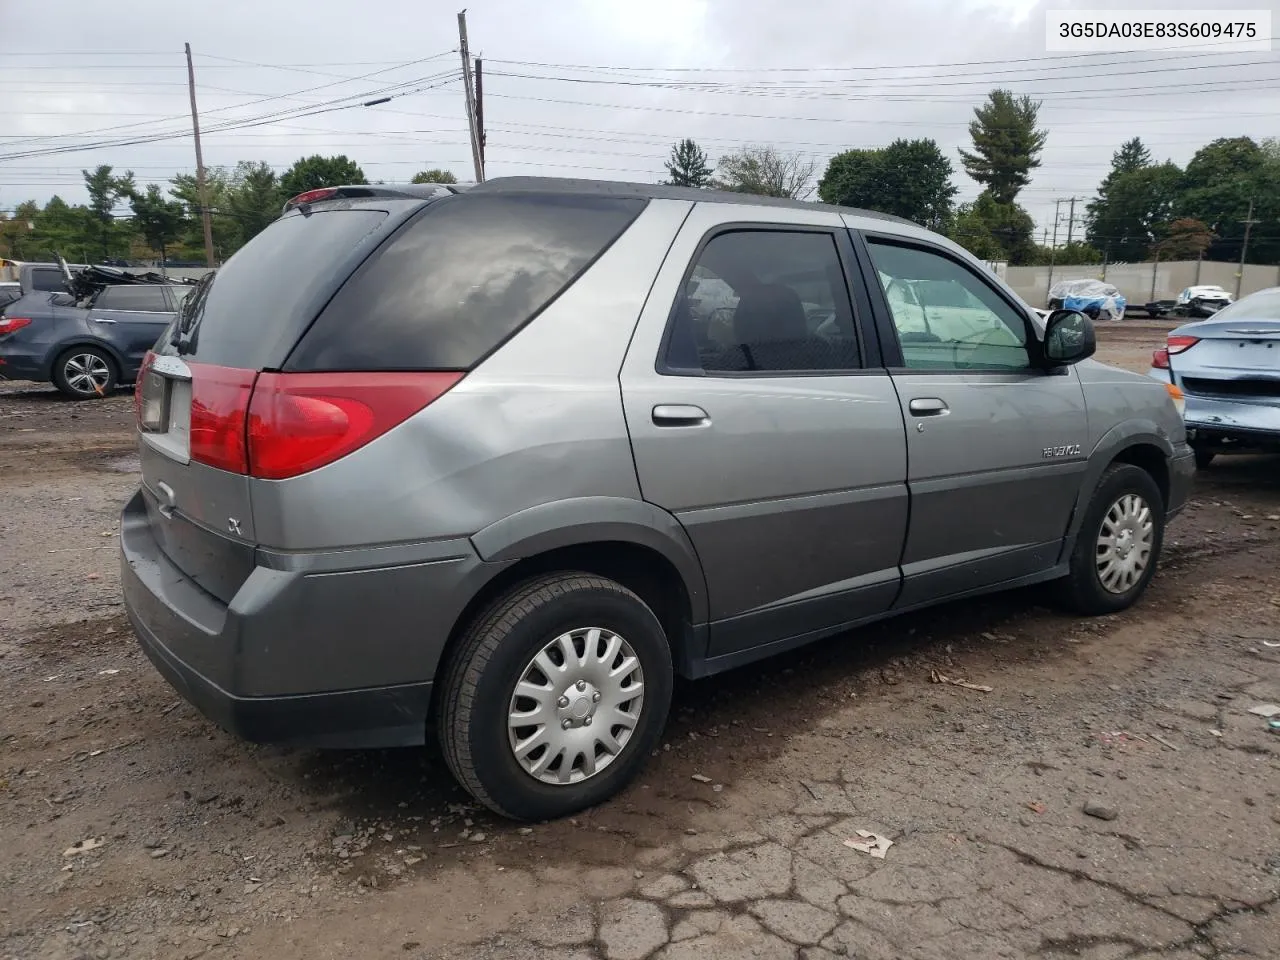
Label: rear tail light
xmin=180 ymin=365 xmax=462 ymax=479
xmin=1165 ymin=382 xmax=1186 ymax=417
xmin=1153 ymin=334 xmax=1200 ymax=370
xmin=0 ymin=316 xmax=32 ymax=335
xmin=134 ymin=350 xmax=156 ymax=426
xmin=246 ymin=372 xmax=463 ymax=479
xmin=189 ymin=364 xmax=257 ymax=474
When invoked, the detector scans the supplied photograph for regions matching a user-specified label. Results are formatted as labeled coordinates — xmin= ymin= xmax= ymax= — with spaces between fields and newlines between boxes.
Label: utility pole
xmin=1236 ymin=197 xmax=1258 ymax=298
xmin=1045 ymin=198 xmax=1062 ymax=303
xmin=474 ymin=57 xmax=485 ymax=171
xmin=457 ymin=11 xmax=484 ymax=182
xmin=184 ymin=42 xmax=215 ymax=269
xmin=1066 ymin=196 xmax=1077 ymax=248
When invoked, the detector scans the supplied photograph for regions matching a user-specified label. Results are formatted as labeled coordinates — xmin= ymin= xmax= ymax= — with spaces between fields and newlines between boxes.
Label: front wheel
xmin=438 ymin=573 xmax=673 ymax=821
xmin=52 ymin=346 xmax=117 ymax=400
xmin=1057 ymin=464 xmax=1165 ymax=615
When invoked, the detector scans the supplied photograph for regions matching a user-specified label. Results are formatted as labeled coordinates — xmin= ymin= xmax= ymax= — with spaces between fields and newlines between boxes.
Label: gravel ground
xmin=1 ymin=329 xmax=1277 ymax=960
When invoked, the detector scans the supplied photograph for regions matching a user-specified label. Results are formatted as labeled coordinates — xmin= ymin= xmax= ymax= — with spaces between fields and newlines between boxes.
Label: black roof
xmin=470 ymin=176 xmax=917 ymax=226
xmin=293 ymin=177 xmax=917 ymax=227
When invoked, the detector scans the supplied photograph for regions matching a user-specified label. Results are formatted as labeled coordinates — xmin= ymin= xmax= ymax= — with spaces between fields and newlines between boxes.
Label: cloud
xmin=3 ymin=0 xmax=1278 ymax=240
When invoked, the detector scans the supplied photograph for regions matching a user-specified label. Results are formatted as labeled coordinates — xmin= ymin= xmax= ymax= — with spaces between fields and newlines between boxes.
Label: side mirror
xmin=1043 ymin=309 xmax=1096 ymax=366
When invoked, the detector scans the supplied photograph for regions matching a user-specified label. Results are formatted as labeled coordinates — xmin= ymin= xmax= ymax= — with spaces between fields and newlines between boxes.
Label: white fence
xmin=1005 ymin=260 xmax=1280 ymax=309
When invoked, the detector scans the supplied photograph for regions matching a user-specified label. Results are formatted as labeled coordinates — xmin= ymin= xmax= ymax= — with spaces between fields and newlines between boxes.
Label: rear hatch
xmin=1167 ymin=293 xmax=1280 ymax=414
xmin=134 ymin=198 xmax=416 ymax=601
xmin=133 ymin=187 xmax=647 ymax=600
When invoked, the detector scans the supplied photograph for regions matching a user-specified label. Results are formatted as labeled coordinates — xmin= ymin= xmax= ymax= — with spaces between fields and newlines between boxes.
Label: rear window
xmin=29 ymin=268 xmax=64 ymax=292
xmin=171 ymin=209 xmax=388 ymax=368
xmin=1216 ymin=290 xmax=1280 ymax=321
xmin=286 ymin=192 xmax=647 ymax=372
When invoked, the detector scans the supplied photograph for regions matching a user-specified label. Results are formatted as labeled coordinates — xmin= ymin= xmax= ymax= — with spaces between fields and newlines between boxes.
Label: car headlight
xmin=1165 ymin=383 xmax=1185 ymax=418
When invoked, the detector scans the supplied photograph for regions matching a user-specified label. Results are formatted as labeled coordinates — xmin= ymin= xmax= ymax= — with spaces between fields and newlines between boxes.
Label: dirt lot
xmin=2 ymin=329 xmax=1278 ymax=960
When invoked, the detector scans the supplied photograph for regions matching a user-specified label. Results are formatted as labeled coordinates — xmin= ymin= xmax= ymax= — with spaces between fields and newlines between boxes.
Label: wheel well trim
xmin=1062 ymin=422 xmax=1174 ymax=548
xmin=469 ymin=496 xmax=709 ymax=625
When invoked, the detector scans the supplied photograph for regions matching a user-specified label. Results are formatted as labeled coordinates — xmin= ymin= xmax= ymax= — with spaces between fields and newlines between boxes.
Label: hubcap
xmin=1095 ymin=493 xmax=1154 ymax=594
xmin=64 ymin=353 xmax=110 ymax=395
xmin=507 ymin=627 xmax=645 ymax=786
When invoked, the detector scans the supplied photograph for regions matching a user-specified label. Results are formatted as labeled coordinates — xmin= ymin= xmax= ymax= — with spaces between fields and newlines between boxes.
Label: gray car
xmin=1147 ymin=286 xmax=1280 ymax=467
xmin=120 ymin=178 xmax=1195 ymax=821
xmin=0 ymin=283 xmax=188 ymax=398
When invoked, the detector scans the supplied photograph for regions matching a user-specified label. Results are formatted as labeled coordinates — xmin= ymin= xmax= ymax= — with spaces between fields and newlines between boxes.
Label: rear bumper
xmin=0 ymin=346 xmax=48 ymax=382
xmin=120 ymin=489 xmax=505 ymax=748
xmin=1184 ymin=394 xmax=1280 ymax=448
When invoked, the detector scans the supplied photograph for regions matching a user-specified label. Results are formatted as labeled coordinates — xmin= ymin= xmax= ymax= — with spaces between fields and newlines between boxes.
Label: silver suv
xmin=121 ymin=178 xmax=1195 ymax=820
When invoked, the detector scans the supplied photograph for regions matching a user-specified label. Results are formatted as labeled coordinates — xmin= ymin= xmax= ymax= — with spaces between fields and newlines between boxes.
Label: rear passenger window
xmin=288 ymin=193 xmax=647 ymax=372
xmin=663 ymin=230 xmax=860 ymax=374
xmin=30 ymin=269 xmax=64 ymax=292
xmin=95 ymin=285 xmax=169 ymax=312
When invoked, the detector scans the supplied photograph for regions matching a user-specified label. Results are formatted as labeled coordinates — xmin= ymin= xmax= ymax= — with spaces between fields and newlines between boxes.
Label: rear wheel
xmin=1057 ymin=464 xmax=1165 ymax=615
xmin=439 ymin=572 xmax=673 ymax=821
xmin=52 ymin=346 xmax=117 ymax=400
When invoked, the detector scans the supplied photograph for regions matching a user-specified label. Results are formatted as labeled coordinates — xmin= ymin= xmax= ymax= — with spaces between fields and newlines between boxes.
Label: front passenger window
xmin=867 ymin=240 xmax=1031 ymax=371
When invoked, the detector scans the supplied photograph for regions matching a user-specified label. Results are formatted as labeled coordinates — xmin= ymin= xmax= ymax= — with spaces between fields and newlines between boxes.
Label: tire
xmin=438 ymin=572 xmax=674 ymax=821
xmin=52 ymin=346 xmax=117 ymax=400
xmin=1057 ymin=464 xmax=1165 ymax=616
xmin=1193 ymin=446 xmax=1216 ymax=470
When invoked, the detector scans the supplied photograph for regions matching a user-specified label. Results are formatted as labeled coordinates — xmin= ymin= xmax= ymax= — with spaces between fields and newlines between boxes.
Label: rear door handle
xmin=908 ymin=397 xmax=949 ymax=416
xmin=652 ymin=404 xmax=710 ymax=427
xmin=90 ymin=317 xmax=117 ymax=324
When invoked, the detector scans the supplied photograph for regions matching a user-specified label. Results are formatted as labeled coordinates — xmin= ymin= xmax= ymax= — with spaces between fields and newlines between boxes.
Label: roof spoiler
xmin=282 ymin=182 xmax=473 ymax=215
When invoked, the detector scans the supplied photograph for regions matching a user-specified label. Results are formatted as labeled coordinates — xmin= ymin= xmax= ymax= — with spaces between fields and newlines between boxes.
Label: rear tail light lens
xmin=1166 ymin=335 xmax=1199 ymax=355
xmin=246 ymin=372 xmax=463 ymax=479
xmin=1151 ymin=348 xmax=1170 ymax=369
xmin=188 ymin=364 xmax=257 ymax=474
xmin=0 ymin=316 xmax=32 ymax=335
xmin=134 ymin=351 xmax=158 ymax=428
xmin=180 ymin=365 xmax=463 ymax=479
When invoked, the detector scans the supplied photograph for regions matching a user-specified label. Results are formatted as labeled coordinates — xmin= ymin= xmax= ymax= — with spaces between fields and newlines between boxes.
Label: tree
xmin=411 ymin=168 xmax=458 ymax=184
xmin=1111 ymin=137 xmax=1152 ymax=177
xmin=818 ymin=138 xmax=957 ymax=229
xmin=129 ymin=184 xmax=187 ymax=262
xmin=279 ymin=155 xmax=367 ymax=199
xmin=1178 ymin=137 xmax=1280 ymax=264
xmin=947 ymin=191 xmax=1036 ymax=264
xmin=958 ymin=90 xmax=1048 ymax=204
xmin=715 ymin=145 xmax=817 ymax=199
xmin=171 ymin=167 xmax=235 ymax=261
xmin=663 ymin=139 xmax=713 ymax=188
xmin=1085 ymin=161 xmax=1182 ymax=262
xmin=1153 ymin=218 xmax=1214 ymax=260
xmin=224 ymin=161 xmax=282 ymax=248
xmin=82 ymin=164 xmax=135 ymax=260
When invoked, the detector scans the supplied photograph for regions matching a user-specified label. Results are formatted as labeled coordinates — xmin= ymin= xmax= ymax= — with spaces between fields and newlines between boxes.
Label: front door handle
xmin=652 ymin=404 xmax=710 ymax=427
xmin=908 ymin=397 xmax=949 ymax=416
xmin=90 ymin=317 xmax=117 ymax=324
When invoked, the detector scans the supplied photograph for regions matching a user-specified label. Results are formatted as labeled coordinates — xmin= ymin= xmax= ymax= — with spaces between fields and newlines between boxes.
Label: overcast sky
xmin=3 ymin=0 xmax=1279 ymax=241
